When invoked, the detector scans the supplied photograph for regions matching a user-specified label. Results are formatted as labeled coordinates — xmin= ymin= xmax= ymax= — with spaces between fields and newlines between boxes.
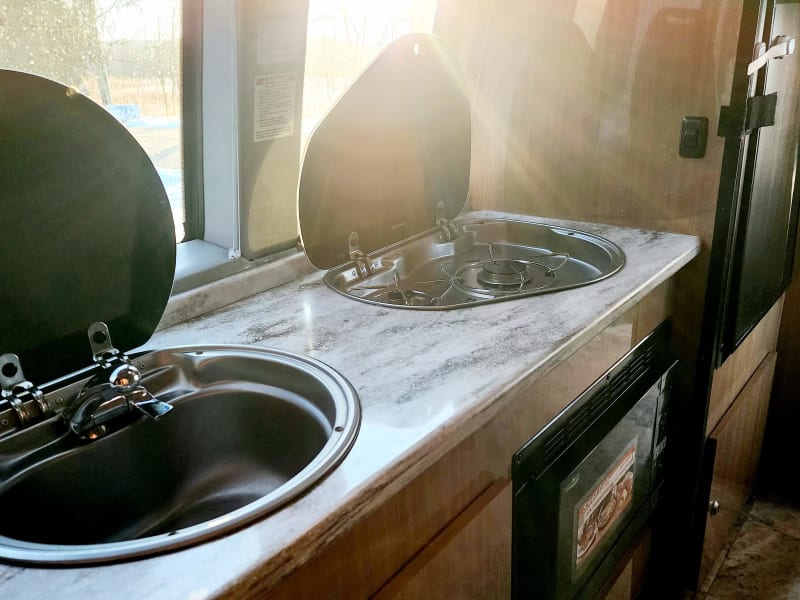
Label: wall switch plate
xmin=679 ymin=116 xmax=709 ymax=158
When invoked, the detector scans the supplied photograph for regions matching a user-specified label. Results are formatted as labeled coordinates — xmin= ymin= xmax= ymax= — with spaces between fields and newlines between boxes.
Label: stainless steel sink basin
xmin=324 ymin=218 xmax=625 ymax=309
xmin=0 ymin=346 xmax=360 ymax=565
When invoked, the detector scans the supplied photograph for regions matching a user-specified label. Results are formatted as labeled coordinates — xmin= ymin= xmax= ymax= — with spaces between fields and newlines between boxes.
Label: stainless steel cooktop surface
xmin=323 ymin=218 xmax=625 ymax=310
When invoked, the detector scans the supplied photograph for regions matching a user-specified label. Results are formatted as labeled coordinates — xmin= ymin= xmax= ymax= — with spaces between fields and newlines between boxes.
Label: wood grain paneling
xmin=439 ymin=0 xmax=742 ymax=245
xmin=632 ymin=280 xmax=674 ymax=346
xmin=375 ymin=479 xmax=511 ymax=600
xmin=260 ymin=452 xmax=495 ymax=600
xmin=707 ymin=297 xmax=783 ymax=435
xmin=603 ymin=560 xmax=634 ymax=600
xmin=699 ymin=352 xmax=776 ymax=589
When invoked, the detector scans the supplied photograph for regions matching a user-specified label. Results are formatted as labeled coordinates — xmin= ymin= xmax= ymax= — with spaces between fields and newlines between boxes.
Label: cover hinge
xmin=435 ymin=201 xmax=460 ymax=242
xmin=0 ymin=354 xmax=53 ymax=429
xmin=347 ymin=231 xmax=374 ymax=279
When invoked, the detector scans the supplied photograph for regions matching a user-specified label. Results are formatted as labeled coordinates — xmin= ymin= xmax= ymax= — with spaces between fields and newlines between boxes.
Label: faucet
xmin=63 ymin=322 xmax=173 ymax=438
xmin=64 ymin=362 xmax=173 ymax=438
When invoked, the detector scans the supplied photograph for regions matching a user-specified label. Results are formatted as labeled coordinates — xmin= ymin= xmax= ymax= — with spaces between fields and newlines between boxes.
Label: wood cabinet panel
xmin=375 ymin=479 xmax=511 ymax=600
xmin=699 ymin=352 xmax=776 ymax=589
xmin=632 ymin=281 xmax=674 ymax=347
xmin=438 ymin=0 xmax=743 ymax=248
xmin=707 ymin=298 xmax=782 ymax=435
xmin=263 ymin=460 xmax=494 ymax=600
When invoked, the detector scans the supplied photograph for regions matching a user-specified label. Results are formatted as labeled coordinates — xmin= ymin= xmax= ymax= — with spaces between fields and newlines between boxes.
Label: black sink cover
xmin=0 ymin=70 xmax=176 ymax=384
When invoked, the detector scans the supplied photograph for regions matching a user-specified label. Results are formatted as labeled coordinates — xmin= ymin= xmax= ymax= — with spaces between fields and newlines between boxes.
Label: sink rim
xmin=0 ymin=344 xmax=361 ymax=566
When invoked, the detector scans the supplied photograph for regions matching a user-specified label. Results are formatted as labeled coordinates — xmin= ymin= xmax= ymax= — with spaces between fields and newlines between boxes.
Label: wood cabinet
xmin=698 ymin=352 xmax=777 ymax=589
xmin=375 ymin=479 xmax=511 ymax=599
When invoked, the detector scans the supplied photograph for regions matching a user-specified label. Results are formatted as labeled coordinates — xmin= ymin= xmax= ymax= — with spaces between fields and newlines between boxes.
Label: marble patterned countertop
xmin=0 ymin=212 xmax=700 ymax=599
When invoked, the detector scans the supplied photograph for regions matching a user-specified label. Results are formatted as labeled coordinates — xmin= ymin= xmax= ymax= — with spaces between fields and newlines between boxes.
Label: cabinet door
xmin=375 ymin=479 xmax=511 ymax=599
xmin=699 ymin=352 xmax=776 ymax=588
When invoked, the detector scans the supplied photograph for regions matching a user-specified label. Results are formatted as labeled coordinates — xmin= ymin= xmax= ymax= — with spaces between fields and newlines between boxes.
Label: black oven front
xmin=512 ymin=322 xmax=675 ymax=600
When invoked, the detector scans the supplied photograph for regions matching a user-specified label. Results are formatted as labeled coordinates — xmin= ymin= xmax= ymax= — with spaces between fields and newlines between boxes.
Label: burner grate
xmin=351 ymin=271 xmax=444 ymax=307
xmin=444 ymin=244 xmax=570 ymax=297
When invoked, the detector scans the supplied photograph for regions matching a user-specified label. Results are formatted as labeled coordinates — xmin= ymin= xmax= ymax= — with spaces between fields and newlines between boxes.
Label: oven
xmin=512 ymin=321 xmax=675 ymax=600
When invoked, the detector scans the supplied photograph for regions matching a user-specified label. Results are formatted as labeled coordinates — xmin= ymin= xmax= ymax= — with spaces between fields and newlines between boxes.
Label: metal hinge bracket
xmin=435 ymin=201 xmax=460 ymax=242
xmin=0 ymin=354 xmax=52 ymax=428
xmin=87 ymin=322 xmax=129 ymax=370
xmin=347 ymin=231 xmax=374 ymax=279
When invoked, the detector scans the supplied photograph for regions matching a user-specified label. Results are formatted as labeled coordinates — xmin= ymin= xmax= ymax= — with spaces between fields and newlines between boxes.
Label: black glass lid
xmin=0 ymin=70 xmax=176 ymax=384
xmin=298 ymin=34 xmax=471 ymax=269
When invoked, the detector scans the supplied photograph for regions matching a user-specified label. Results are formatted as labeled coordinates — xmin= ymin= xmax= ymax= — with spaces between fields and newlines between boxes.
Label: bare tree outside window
xmin=302 ymin=0 xmax=438 ymax=146
xmin=0 ymin=0 xmax=185 ymax=241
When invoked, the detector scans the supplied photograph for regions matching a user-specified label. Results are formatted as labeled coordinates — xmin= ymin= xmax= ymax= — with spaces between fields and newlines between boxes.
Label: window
xmin=1 ymin=1 xmax=441 ymax=288
xmin=302 ymin=0 xmax=438 ymax=147
xmin=201 ymin=0 xmax=439 ymax=263
xmin=0 ymin=0 xmax=186 ymax=241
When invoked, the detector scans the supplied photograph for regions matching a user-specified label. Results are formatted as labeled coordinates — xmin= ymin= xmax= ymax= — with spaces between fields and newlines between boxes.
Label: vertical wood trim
xmin=632 ymin=280 xmax=674 ymax=345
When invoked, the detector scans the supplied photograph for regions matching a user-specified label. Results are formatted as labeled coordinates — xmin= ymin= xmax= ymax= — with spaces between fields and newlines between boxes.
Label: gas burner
xmin=448 ymin=250 xmax=571 ymax=298
xmin=476 ymin=259 xmax=532 ymax=288
xmin=453 ymin=260 xmax=555 ymax=297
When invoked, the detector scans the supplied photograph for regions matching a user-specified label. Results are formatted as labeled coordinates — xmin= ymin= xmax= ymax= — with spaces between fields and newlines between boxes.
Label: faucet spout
xmin=64 ymin=362 xmax=173 ymax=438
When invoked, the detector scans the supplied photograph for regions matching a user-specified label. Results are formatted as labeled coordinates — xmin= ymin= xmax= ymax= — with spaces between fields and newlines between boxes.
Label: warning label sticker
xmin=254 ymin=73 xmax=296 ymax=142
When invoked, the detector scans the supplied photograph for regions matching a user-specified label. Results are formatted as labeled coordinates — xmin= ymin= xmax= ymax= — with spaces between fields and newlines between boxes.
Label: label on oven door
xmin=573 ymin=438 xmax=637 ymax=569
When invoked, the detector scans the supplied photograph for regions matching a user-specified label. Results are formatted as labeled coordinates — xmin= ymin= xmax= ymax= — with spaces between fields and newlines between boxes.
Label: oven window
xmin=554 ymin=384 xmax=657 ymax=596
xmin=570 ymin=437 xmax=638 ymax=575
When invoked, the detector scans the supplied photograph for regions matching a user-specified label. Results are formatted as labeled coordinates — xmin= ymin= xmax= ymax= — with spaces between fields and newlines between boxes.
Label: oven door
xmin=512 ymin=326 xmax=673 ymax=600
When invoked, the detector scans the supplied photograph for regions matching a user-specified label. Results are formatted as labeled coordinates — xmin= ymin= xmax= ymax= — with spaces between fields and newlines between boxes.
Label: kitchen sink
xmin=0 ymin=346 xmax=360 ymax=565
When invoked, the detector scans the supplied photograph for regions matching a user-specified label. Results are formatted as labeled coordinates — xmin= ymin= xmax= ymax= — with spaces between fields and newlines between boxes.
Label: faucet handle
xmin=128 ymin=387 xmax=173 ymax=420
xmin=63 ymin=322 xmax=174 ymax=438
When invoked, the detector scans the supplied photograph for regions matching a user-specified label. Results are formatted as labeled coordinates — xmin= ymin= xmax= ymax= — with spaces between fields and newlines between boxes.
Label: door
xmin=721 ymin=0 xmax=800 ymax=359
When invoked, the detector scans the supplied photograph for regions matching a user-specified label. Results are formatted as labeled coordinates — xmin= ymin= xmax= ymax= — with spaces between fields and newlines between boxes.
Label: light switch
xmin=679 ymin=116 xmax=708 ymax=158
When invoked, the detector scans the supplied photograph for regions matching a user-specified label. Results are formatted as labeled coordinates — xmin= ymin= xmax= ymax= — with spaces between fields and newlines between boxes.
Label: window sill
xmin=160 ymin=240 xmax=316 ymax=330
xmin=173 ymin=240 xmax=252 ymax=294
